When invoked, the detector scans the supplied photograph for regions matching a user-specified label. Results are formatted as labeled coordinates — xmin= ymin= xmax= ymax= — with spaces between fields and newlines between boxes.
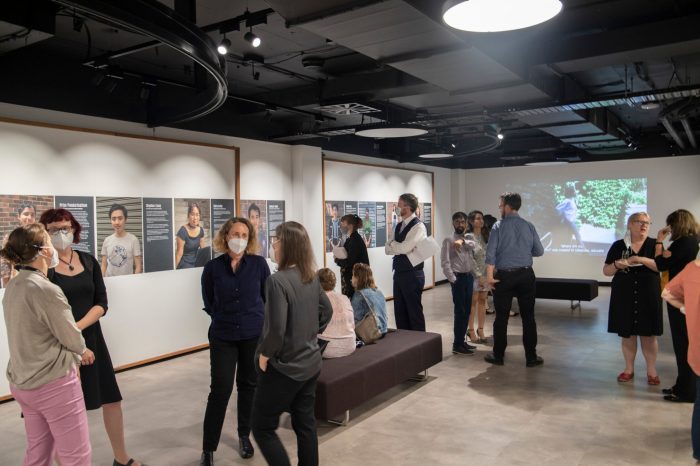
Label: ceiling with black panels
xmin=1 ymin=0 xmax=700 ymax=169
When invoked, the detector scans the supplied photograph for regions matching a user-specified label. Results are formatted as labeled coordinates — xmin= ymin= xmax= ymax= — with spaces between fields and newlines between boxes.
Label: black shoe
xmin=662 ymin=387 xmax=675 ymax=395
xmin=664 ymin=394 xmax=694 ymax=403
xmin=463 ymin=342 xmax=477 ymax=350
xmin=452 ymin=345 xmax=475 ymax=355
xmin=239 ymin=436 xmax=254 ymax=459
xmin=526 ymin=356 xmax=544 ymax=367
xmin=484 ymin=353 xmax=504 ymax=365
xmin=199 ymin=451 xmax=214 ymax=466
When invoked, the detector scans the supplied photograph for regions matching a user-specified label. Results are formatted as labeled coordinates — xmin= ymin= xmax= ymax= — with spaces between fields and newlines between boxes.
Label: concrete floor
xmin=0 ymin=285 xmax=694 ymax=465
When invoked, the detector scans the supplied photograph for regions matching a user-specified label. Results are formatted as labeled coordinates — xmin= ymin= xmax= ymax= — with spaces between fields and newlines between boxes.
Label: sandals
xmin=467 ymin=328 xmax=477 ymax=342
xmin=114 ymin=460 xmax=149 ymax=466
xmin=617 ymin=372 xmax=634 ymax=383
xmin=477 ymin=327 xmax=488 ymax=344
xmin=647 ymin=374 xmax=660 ymax=386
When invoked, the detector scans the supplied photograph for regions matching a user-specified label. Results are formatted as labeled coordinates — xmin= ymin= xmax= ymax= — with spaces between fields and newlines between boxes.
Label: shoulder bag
xmin=355 ymin=291 xmax=382 ymax=344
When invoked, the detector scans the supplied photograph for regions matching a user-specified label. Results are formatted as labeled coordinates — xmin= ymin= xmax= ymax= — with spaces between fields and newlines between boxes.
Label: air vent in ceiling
xmin=316 ymin=103 xmax=380 ymax=115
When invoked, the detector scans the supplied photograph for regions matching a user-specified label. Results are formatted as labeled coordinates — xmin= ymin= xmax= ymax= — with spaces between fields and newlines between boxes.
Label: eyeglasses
xmin=47 ymin=227 xmax=72 ymax=235
xmin=632 ymin=221 xmax=652 ymax=226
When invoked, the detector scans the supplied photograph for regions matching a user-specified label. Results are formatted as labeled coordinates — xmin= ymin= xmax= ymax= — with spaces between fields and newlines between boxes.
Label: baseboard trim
xmin=0 ymin=344 xmax=211 ymax=404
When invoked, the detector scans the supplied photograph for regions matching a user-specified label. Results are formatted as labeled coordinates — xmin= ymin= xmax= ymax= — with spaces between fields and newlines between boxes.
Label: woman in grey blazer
xmin=251 ymin=221 xmax=332 ymax=466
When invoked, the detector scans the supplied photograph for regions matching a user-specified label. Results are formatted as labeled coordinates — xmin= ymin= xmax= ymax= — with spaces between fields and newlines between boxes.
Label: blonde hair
xmin=212 ymin=217 xmax=259 ymax=254
xmin=318 ymin=268 xmax=337 ymax=291
xmin=627 ymin=212 xmax=650 ymax=227
xmin=352 ymin=263 xmax=376 ymax=290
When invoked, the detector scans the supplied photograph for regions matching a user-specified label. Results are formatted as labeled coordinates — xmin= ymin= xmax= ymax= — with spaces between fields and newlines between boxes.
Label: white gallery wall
xmin=458 ymin=156 xmax=700 ymax=282
xmin=323 ymin=158 xmax=435 ymax=296
xmin=0 ymin=117 xmax=237 ymax=397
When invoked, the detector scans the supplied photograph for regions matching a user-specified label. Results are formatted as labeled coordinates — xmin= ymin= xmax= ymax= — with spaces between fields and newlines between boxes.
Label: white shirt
xmin=385 ymin=213 xmax=427 ymax=256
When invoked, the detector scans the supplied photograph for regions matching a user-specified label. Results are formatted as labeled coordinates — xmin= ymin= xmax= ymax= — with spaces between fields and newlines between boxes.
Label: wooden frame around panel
xmin=321 ymin=157 xmax=437 ymax=293
xmin=0 ymin=116 xmax=240 ymax=395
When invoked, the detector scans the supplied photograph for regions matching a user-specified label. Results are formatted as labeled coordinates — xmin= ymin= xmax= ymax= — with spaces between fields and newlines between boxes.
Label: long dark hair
xmin=275 ymin=221 xmax=316 ymax=284
xmin=467 ymin=210 xmax=489 ymax=243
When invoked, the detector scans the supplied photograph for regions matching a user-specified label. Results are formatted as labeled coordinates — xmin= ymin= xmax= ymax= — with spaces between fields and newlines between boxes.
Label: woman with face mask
xmin=1 ymin=223 xmax=94 ymax=465
xmin=334 ymin=214 xmax=369 ymax=299
xmin=39 ymin=209 xmax=148 ymax=466
xmin=199 ymin=217 xmax=271 ymax=466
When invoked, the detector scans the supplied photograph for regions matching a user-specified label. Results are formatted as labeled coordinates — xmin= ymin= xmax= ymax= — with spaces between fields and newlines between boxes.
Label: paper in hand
xmin=333 ymin=246 xmax=348 ymax=259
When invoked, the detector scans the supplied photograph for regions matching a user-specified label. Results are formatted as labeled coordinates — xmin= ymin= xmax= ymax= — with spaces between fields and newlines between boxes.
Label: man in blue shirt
xmin=484 ymin=192 xmax=545 ymax=367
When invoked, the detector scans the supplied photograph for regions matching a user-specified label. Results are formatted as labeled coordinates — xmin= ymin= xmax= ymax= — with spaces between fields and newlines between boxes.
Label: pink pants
xmin=11 ymin=369 xmax=91 ymax=466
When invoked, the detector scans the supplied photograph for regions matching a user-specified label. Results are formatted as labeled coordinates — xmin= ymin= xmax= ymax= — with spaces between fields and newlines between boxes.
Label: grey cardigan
xmin=257 ymin=268 xmax=332 ymax=381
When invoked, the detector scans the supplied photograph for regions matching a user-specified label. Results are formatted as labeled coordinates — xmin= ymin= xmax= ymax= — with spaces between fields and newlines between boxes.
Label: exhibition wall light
xmin=217 ymin=37 xmax=231 ymax=55
xmin=419 ymin=153 xmax=454 ymax=159
xmin=244 ymin=29 xmax=261 ymax=48
xmin=442 ymin=0 xmax=562 ymax=32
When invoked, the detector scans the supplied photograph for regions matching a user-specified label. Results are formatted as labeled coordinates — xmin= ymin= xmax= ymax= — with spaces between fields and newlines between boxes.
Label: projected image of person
xmin=101 ymin=204 xmax=142 ymax=277
xmin=1 ymin=203 xmax=37 ymax=287
xmin=248 ymin=203 xmax=267 ymax=258
xmin=334 ymin=214 xmax=369 ymax=299
xmin=655 ymin=209 xmax=700 ymax=402
xmin=603 ymin=212 xmax=662 ymax=385
xmin=556 ymin=184 xmax=583 ymax=247
xmin=466 ymin=210 xmax=489 ymax=344
xmin=362 ymin=207 xmax=374 ymax=247
xmin=176 ymin=202 xmax=205 ymax=269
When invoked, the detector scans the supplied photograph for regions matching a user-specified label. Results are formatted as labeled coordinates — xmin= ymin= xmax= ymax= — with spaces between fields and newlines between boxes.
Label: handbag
xmin=355 ymin=291 xmax=382 ymax=344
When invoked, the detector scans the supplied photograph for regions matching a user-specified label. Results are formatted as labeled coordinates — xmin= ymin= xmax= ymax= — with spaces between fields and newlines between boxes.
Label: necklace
xmin=59 ymin=249 xmax=75 ymax=271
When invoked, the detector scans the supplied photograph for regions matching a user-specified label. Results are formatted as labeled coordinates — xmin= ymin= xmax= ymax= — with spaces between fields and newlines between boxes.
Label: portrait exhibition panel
xmin=174 ymin=198 xmax=212 ymax=269
xmin=96 ymin=197 xmax=144 ymax=277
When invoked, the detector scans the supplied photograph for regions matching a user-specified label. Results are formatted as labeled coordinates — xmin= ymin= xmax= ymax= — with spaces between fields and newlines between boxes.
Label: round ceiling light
xmin=355 ymin=125 xmax=429 ymax=138
xmin=640 ymin=102 xmax=660 ymax=110
xmin=419 ymin=153 xmax=454 ymax=159
xmin=443 ymin=0 xmax=563 ymax=32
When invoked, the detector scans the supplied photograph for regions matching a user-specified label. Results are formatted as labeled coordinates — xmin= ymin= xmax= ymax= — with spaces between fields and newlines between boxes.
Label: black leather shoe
xmin=484 ymin=353 xmax=504 ymax=365
xmin=199 ymin=451 xmax=214 ymax=466
xmin=464 ymin=342 xmax=477 ymax=350
xmin=239 ymin=436 xmax=254 ymax=459
xmin=662 ymin=387 xmax=675 ymax=395
xmin=526 ymin=356 xmax=544 ymax=367
xmin=664 ymin=394 xmax=694 ymax=403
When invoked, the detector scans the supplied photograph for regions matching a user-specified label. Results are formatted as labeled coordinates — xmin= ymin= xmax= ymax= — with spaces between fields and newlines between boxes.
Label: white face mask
xmin=269 ymin=243 xmax=278 ymax=264
xmin=51 ymin=231 xmax=74 ymax=251
xmin=38 ymin=247 xmax=59 ymax=269
xmin=228 ymin=238 xmax=248 ymax=254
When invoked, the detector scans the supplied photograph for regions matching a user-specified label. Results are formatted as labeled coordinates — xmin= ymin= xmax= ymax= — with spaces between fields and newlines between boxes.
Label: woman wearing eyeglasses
xmin=603 ymin=212 xmax=662 ymax=385
xmin=40 ymin=209 xmax=148 ymax=466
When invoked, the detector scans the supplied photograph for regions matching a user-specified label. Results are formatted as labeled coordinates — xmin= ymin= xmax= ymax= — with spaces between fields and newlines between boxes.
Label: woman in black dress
xmin=655 ymin=209 xmax=700 ymax=402
xmin=40 ymin=209 xmax=147 ymax=466
xmin=334 ymin=214 xmax=369 ymax=299
xmin=603 ymin=212 xmax=662 ymax=386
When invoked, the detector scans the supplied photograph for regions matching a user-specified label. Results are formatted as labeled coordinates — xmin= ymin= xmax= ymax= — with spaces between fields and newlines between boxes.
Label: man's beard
xmin=454 ymin=227 xmax=465 ymax=235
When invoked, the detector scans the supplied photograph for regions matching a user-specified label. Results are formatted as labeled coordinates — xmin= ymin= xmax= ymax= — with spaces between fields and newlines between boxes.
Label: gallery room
xmin=1 ymin=0 xmax=700 ymax=465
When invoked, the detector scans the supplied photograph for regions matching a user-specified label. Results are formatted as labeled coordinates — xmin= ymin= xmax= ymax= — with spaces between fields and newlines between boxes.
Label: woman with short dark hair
xmin=335 ymin=214 xmax=369 ymax=298
xmin=251 ymin=221 xmax=332 ymax=466
xmin=199 ymin=217 xmax=270 ymax=465
xmin=655 ymin=209 xmax=700 ymax=402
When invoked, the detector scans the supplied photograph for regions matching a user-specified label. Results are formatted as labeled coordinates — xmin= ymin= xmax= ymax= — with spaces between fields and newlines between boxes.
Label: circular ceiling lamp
xmin=355 ymin=124 xmax=428 ymax=138
xmin=419 ymin=153 xmax=454 ymax=159
xmin=443 ymin=0 xmax=563 ymax=32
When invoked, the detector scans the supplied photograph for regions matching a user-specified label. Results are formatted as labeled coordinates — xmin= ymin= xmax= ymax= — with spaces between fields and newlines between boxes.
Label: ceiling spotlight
xmin=244 ymin=30 xmax=261 ymax=48
xmin=640 ymin=102 xmax=660 ymax=110
xmin=443 ymin=0 xmax=563 ymax=32
xmin=217 ymin=38 xmax=231 ymax=55
xmin=451 ymin=143 xmax=457 ymax=148
xmin=497 ymin=132 xmax=505 ymax=140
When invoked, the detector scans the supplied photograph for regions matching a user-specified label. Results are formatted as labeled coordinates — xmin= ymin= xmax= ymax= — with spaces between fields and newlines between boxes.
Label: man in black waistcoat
xmin=385 ymin=193 xmax=428 ymax=331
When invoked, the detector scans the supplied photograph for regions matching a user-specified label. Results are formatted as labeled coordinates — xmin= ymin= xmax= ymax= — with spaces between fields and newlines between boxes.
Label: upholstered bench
xmin=315 ymin=329 xmax=442 ymax=425
xmin=536 ymin=277 xmax=599 ymax=310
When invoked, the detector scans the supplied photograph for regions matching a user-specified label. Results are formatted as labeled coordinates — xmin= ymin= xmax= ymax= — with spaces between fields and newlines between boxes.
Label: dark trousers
xmin=393 ymin=270 xmax=426 ymax=331
xmin=451 ymin=273 xmax=474 ymax=346
xmin=693 ymin=374 xmax=700 ymax=460
xmin=668 ymin=304 xmax=696 ymax=401
xmin=202 ymin=337 xmax=257 ymax=451
xmin=492 ymin=267 xmax=538 ymax=360
xmin=251 ymin=365 xmax=320 ymax=466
